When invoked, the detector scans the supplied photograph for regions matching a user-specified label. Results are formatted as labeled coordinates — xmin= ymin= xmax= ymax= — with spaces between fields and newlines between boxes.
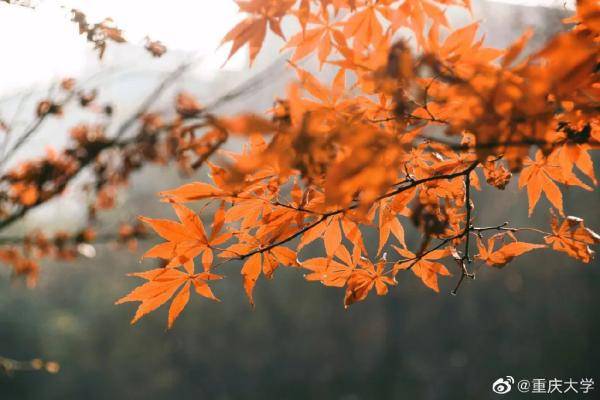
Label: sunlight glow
xmin=0 ymin=0 xmax=242 ymax=95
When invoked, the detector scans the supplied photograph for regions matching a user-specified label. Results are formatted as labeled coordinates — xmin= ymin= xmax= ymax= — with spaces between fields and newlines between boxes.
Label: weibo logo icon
xmin=492 ymin=376 xmax=515 ymax=394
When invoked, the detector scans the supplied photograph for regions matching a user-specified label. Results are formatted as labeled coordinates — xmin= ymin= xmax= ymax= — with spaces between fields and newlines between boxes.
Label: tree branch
xmin=229 ymin=161 xmax=480 ymax=264
xmin=451 ymin=172 xmax=475 ymax=295
xmin=0 ymin=59 xmax=286 ymax=234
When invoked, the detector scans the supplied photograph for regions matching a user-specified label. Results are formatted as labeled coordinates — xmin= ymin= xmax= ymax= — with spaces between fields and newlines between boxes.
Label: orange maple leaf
xmin=344 ymin=259 xmax=397 ymax=307
xmin=116 ymin=261 xmax=222 ymax=328
xmin=545 ymin=210 xmax=600 ymax=263
xmin=519 ymin=150 xmax=591 ymax=216
xmin=476 ymin=236 xmax=545 ymax=268
xmin=140 ymin=203 xmax=230 ymax=270
xmin=221 ymin=0 xmax=294 ymax=65
xmin=393 ymin=246 xmax=451 ymax=292
xmin=238 ymin=245 xmax=298 ymax=306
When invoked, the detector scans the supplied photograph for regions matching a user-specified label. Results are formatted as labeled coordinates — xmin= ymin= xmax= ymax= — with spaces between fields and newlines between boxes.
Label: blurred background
xmin=0 ymin=0 xmax=598 ymax=399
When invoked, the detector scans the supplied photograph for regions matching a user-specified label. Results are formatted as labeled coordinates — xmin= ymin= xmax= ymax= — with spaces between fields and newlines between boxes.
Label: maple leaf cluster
xmin=114 ymin=0 xmax=600 ymax=328
xmin=0 ymin=47 xmax=292 ymax=288
xmin=0 ymin=0 xmax=597 ymax=329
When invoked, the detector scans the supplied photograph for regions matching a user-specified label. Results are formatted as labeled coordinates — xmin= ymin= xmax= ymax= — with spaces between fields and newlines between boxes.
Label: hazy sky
xmin=0 ymin=0 xmax=243 ymax=95
xmin=0 ymin=0 xmax=577 ymax=96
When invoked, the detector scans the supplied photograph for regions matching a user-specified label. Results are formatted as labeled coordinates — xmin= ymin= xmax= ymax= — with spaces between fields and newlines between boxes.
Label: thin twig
xmin=451 ymin=173 xmax=475 ymax=295
xmin=112 ymin=60 xmax=196 ymax=141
